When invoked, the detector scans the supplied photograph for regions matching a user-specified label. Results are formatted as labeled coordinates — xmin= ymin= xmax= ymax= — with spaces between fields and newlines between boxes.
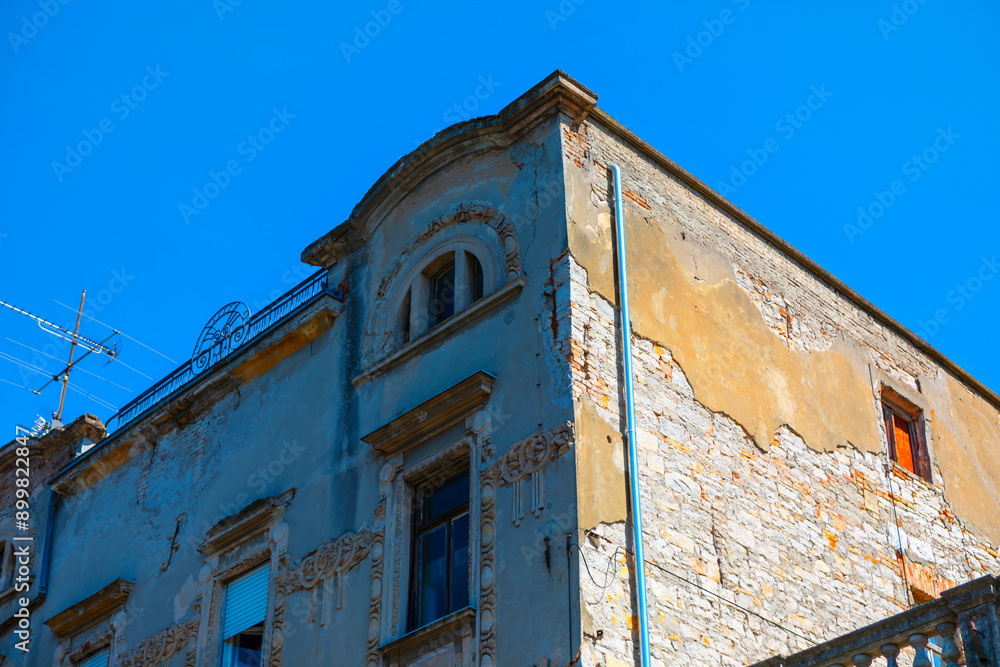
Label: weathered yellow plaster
xmin=932 ymin=377 xmax=1000 ymax=545
xmin=569 ymin=207 xmax=881 ymax=455
xmin=575 ymin=395 xmax=628 ymax=530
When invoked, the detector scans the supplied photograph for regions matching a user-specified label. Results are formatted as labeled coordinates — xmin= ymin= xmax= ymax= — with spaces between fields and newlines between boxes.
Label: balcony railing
xmin=105 ymin=271 xmax=337 ymax=437
xmin=753 ymin=575 xmax=998 ymax=667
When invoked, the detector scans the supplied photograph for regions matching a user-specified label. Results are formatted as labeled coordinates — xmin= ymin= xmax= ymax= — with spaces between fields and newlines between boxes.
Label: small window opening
xmin=881 ymin=389 xmax=930 ymax=481
xmin=428 ymin=261 xmax=456 ymax=328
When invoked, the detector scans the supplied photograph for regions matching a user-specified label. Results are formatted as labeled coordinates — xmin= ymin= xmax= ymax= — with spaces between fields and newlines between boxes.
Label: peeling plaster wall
xmin=21 ymin=114 xmax=583 ymax=667
xmin=563 ymin=119 xmax=1000 ymax=666
xmin=34 ymin=312 xmax=372 ymax=667
xmin=347 ymin=115 xmax=580 ymax=666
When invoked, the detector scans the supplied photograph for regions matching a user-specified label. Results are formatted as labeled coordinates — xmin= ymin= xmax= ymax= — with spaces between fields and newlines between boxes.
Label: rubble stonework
xmin=563 ymin=117 xmax=1000 ymax=665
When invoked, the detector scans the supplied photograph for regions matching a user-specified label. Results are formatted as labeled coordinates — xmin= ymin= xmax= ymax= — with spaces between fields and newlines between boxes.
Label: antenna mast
xmin=0 ymin=292 xmax=119 ymax=425
xmin=55 ymin=290 xmax=86 ymax=422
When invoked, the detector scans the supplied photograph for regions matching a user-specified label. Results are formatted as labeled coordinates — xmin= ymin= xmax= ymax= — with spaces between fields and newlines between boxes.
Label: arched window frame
xmin=392 ymin=238 xmax=496 ymax=346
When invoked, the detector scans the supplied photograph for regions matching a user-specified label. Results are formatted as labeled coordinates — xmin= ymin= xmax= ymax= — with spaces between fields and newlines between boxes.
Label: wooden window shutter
xmin=891 ymin=413 xmax=915 ymax=474
xmin=222 ymin=565 xmax=270 ymax=640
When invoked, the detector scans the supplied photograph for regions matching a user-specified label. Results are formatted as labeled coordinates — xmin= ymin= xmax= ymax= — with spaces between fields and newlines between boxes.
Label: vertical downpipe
xmin=610 ymin=164 xmax=651 ymax=667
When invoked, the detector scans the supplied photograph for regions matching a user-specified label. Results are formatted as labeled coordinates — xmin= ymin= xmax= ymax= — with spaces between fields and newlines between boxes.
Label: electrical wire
xmin=0 ymin=349 xmax=118 ymax=410
xmin=108 ymin=356 xmax=154 ymax=381
xmin=577 ymin=535 xmax=813 ymax=646
xmin=4 ymin=338 xmax=134 ymax=393
xmin=65 ymin=383 xmax=117 ymax=412
xmin=633 ymin=550 xmax=813 ymax=645
xmin=871 ymin=366 xmax=913 ymax=608
xmin=884 ymin=461 xmax=913 ymax=607
xmin=53 ymin=300 xmax=177 ymax=363
xmin=0 ymin=377 xmax=33 ymax=390
xmin=0 ymin=350 xmax=51 ymax=380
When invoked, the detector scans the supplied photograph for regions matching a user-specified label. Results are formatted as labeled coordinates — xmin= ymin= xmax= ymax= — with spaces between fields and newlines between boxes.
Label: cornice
xmin=361 ymin=371 xmax=495 ymax=456
xmin=201 ymin=488 xmax=295 ymax=556
xmin=301 ymin=70 xmax=597 ymax=269
xmin=44 ymin=579 xmax=133 ymax=637
xmin=585 ymin=105 xmax=1000 ymax=414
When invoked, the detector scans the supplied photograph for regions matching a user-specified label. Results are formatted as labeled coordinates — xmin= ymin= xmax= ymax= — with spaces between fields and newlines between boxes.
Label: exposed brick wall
xmin=564 ymin=119 xmax=1000 ymax=666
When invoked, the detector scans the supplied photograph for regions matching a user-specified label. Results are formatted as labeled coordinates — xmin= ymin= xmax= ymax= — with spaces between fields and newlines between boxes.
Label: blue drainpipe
xmin=610 ymin=164 xmax=651 ymax=667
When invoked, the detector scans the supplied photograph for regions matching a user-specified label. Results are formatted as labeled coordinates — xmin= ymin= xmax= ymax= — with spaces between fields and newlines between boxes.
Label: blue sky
xmin=0 ymin=1 xmax=997 ymax=434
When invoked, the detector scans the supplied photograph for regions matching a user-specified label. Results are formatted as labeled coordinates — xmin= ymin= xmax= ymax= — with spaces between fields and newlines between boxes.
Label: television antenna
xmin=0 ymin=290 xmax=118 ymax=423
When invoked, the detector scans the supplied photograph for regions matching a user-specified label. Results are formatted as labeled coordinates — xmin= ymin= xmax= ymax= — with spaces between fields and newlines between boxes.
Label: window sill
xmin=378 ymin=605 xmax=476 ymax=657
xmin=889 ymin=461 xmax=934 ymax=487
xmin=354 ymin=277 xmax=524 ymax=386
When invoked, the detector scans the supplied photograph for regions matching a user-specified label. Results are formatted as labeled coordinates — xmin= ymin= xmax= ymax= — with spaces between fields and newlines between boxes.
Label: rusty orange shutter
xmin=892 ymin=413 xmax=915 ymax=473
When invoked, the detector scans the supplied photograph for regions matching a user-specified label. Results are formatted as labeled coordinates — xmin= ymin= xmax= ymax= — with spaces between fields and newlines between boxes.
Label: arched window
xmin=392 ymin=245 xmax=492 ymax=347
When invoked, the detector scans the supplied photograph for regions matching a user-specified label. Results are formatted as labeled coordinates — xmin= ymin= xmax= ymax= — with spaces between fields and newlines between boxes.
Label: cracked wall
xmin=563 ymin=118 xmax=1000 ymax=666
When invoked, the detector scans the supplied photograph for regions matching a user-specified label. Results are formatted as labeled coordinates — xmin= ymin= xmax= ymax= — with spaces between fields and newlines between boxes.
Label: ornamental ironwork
xmin=191 ymin=302 xmax=251 ymax=375
xmin=105 ymin=271 xmax=335 ymax=436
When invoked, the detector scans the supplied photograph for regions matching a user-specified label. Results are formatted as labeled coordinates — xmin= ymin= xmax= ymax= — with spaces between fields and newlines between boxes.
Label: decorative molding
xmin=488 ymin=422 xmax=573 ymax=526
xmin=269 ymin=553 xmax=290 ymax=667
xmin=119 ymin=601 xmax=201 ymax=667
xmin=288 ymin=529 xmax=374 ymax=595
xmin=479 ymin=463 xmax=498 ymax=667
xmin=367 ymin=457 xmax=401 ymax=667
xmin=200 ymin=488 xmax=294 ymax=556
xmin=359 ymin=204 xmax=523 ymax=367
xmin=476 ymin=422 xmax=574 ymax=667
xmin=362 ymin=371 xmax=495 ymax=456
xmin=44 ymin=579 xmax=133 ymax=637
xmin=301 ymin=71 xmax=597 ymax=269
xmin=284 ymin=526 xmax=375 ymax=627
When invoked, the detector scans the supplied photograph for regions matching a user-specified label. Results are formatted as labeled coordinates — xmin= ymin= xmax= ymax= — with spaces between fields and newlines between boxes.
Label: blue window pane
xmin=419 ymin=525 xmax=448 ymax=625
xmin=425 ymin=472 xmax=469 ymax=521
xmin=429 ymin=263 xmax=455 ymax=327
xmin=450 ymin=513 xmax=470 ymax=611
xmin=224 ymin=625 xmax=263 ymax=667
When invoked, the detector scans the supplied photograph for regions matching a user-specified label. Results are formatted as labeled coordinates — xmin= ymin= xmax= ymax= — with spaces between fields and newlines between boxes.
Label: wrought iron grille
xmin=105 ymin=270 xmax=335 ymax=437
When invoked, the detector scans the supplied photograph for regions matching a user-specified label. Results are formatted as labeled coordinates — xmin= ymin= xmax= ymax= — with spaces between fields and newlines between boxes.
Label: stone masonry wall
xmin=569 ymin=254 xmax=999 ymax=666
xmin=563 ymin=117 xmax=1000 ymax=667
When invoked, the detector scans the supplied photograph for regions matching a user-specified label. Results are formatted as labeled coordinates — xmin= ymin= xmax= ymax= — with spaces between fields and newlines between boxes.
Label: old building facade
xmin=0 ymin=72 xmax=998 ymax=666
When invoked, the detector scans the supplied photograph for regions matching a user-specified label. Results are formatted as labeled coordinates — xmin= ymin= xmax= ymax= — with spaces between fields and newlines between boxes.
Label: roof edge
xmin=301 ymin=70 xmax=597 ymax=268
xmin=586 ymin=105 xmax=1000 ymax=413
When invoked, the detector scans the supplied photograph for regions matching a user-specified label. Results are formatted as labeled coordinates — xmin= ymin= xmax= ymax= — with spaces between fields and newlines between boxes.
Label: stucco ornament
xmin=489 ymin=422 xmax=573 ymax=526
xmin=118 ymin=600 xmax=201 ymax=667
xmin=361 ymin=203 xmax=523 ymax=365
xmin=366 ymin=456 xmax=402 ymax=667
xmin=478 ymin=421 xmax=574 ymax=665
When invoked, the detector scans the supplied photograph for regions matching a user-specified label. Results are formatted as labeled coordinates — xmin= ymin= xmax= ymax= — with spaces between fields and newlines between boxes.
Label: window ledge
xmin=378 ymin=605 xmax=476 ymax=656
xmin=889 ymin=461 xmax=934 ymax=487
xmin=354 ymin=277 xmax=524 ymax=386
